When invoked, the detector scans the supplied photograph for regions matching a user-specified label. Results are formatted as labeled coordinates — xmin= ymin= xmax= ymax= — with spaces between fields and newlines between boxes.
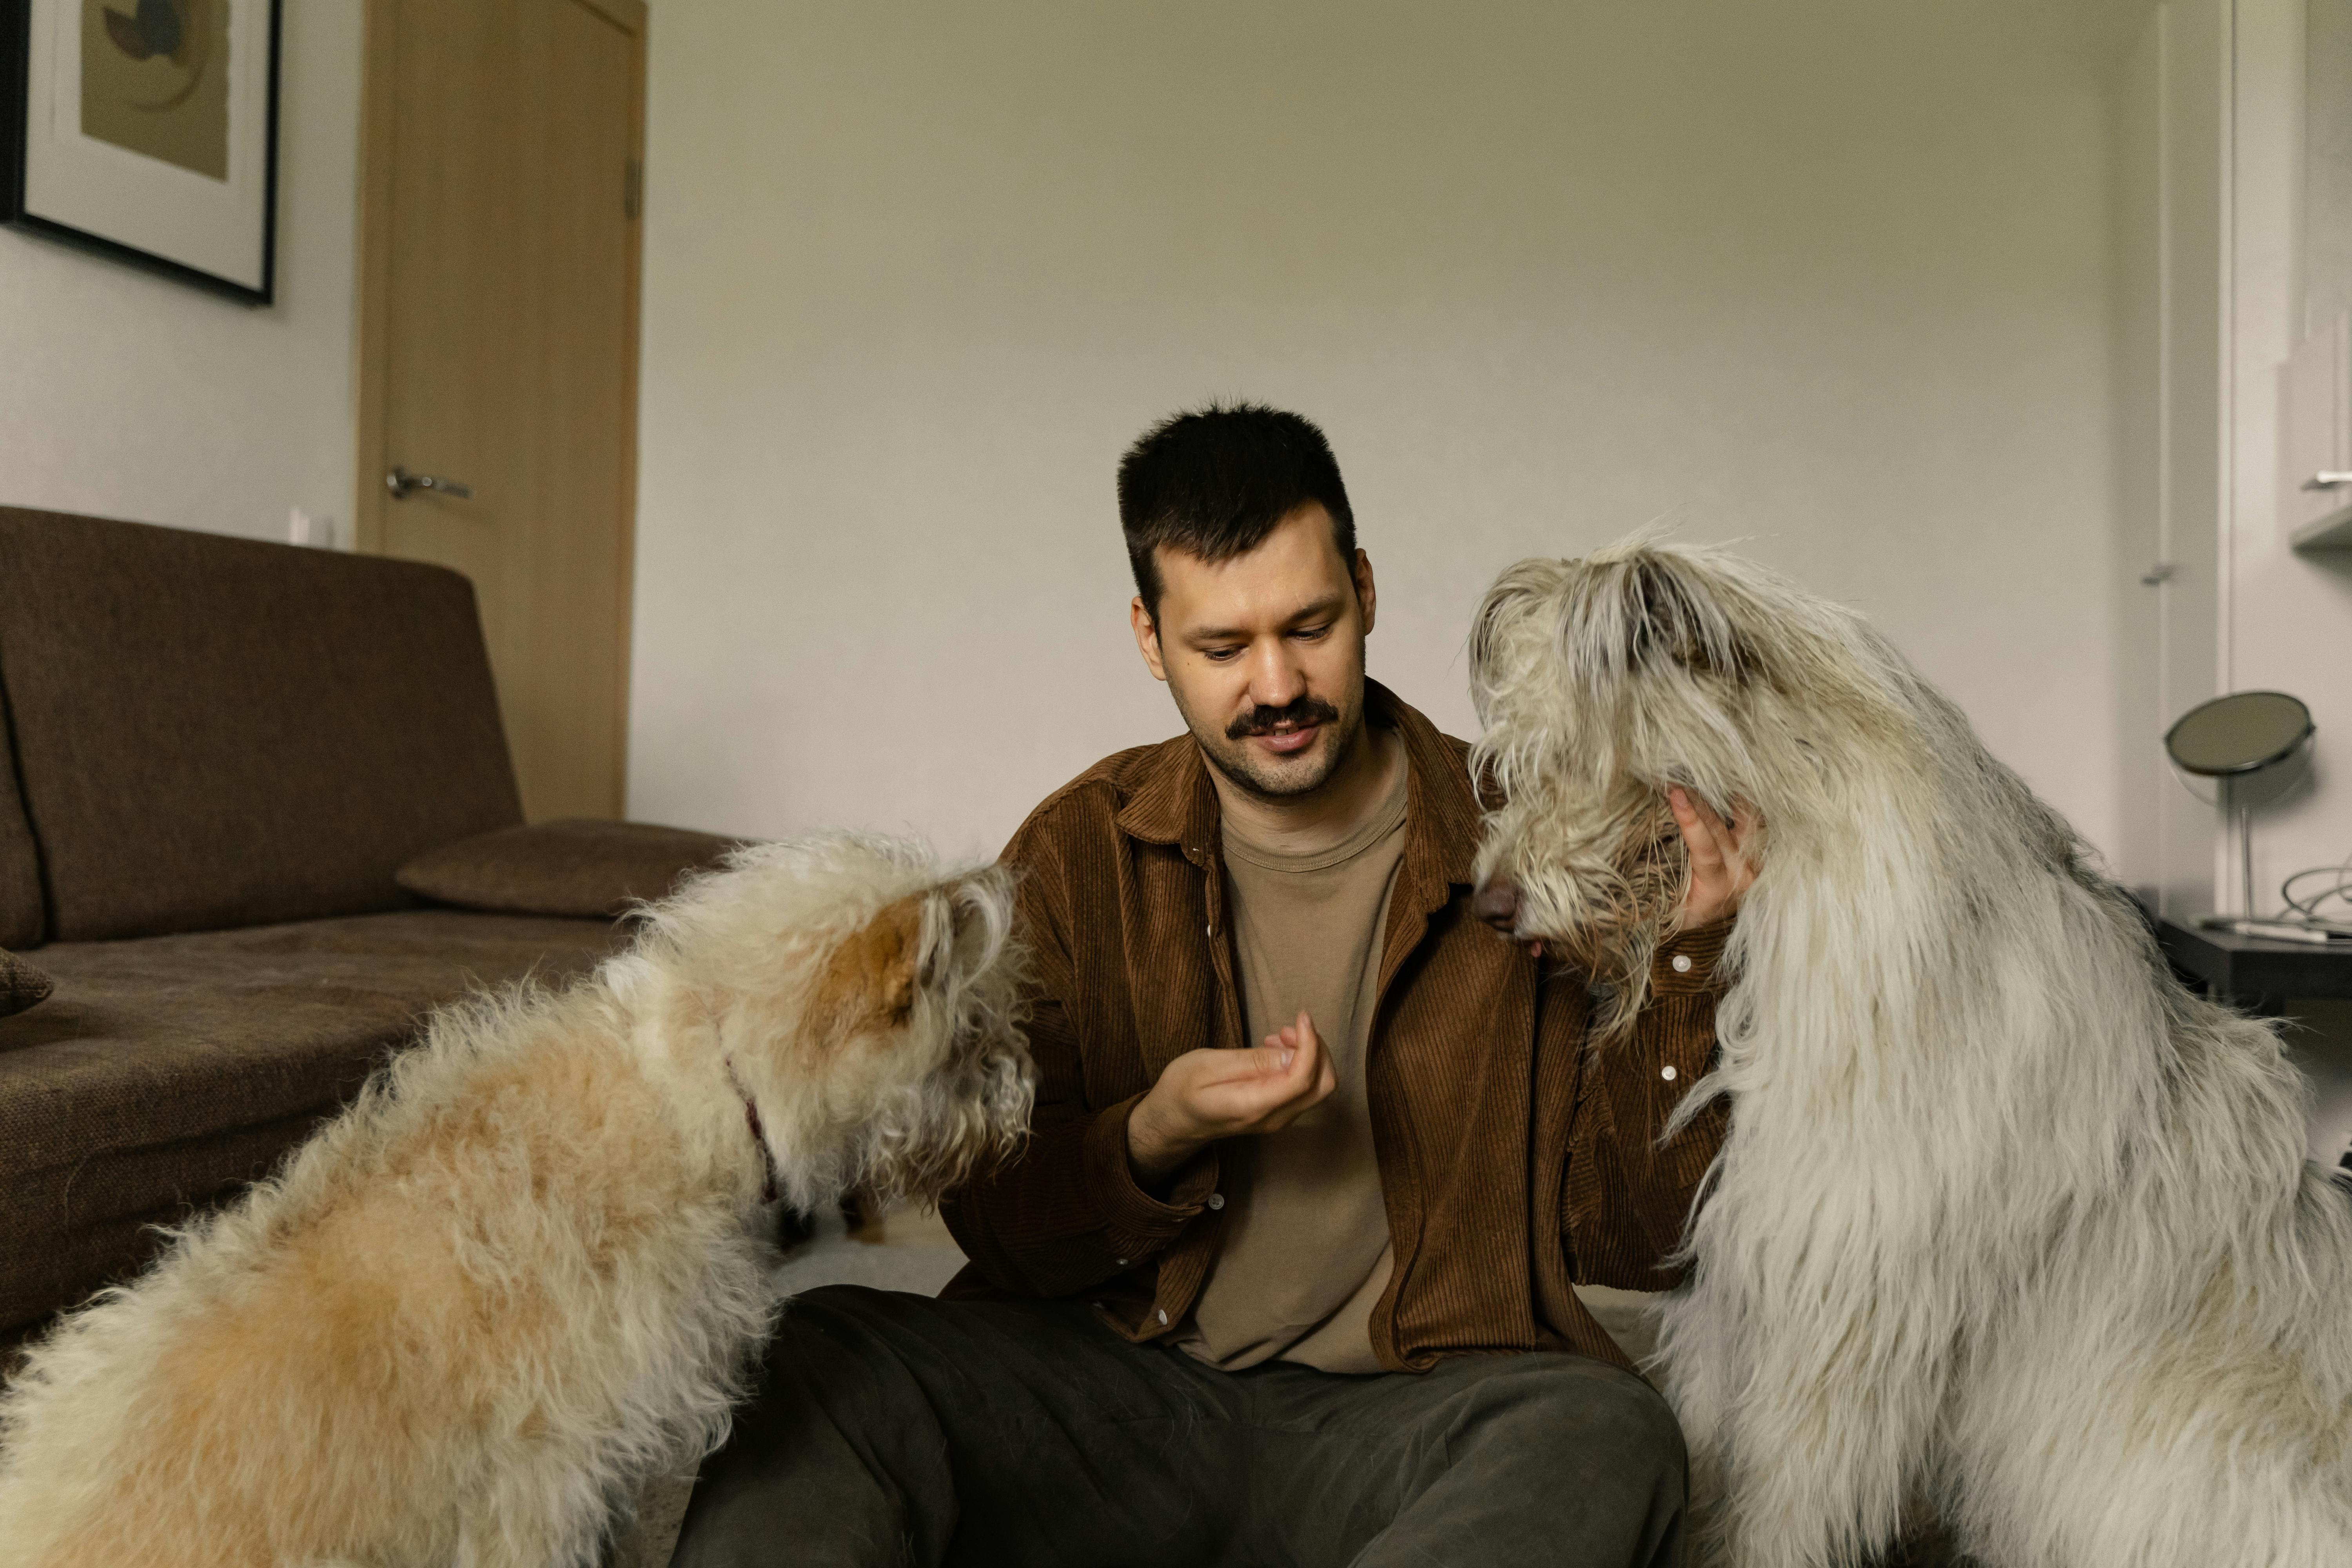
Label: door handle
xmin=2302 ymin=472 xmax=2352 ymax=491
xmin=386 ymin=466 xmax=474 ymax=500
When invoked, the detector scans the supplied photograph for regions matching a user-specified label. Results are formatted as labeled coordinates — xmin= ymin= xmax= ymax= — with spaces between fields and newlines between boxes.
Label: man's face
xmin=1131 ymin=503 xmax=1376 ymax=801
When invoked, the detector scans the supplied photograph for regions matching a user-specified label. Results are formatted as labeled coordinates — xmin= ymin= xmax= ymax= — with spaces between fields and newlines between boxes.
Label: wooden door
xmin=356 ymin=0 xmax=644 ymax=821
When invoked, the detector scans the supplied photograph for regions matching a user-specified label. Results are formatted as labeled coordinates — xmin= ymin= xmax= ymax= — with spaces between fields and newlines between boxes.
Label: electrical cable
xmin=2279 ymin=852 xmax=2352 ymax=929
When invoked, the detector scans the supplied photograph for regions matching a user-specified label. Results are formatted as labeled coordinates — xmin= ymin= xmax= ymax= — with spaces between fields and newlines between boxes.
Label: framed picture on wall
xmin=0 ymin=0 xmax=282 ymax=303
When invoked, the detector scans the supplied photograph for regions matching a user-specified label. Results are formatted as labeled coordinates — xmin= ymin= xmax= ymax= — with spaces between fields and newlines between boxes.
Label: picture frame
xmin=0 ymin=0 xmax=281 ymax=303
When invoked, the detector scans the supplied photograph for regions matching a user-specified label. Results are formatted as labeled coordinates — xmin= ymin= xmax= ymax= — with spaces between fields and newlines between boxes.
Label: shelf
xmin=2155 ymin=916 xmax=2352 ymax=1011
xmin=2291 ymin=503 xmax=2352 ymax=552
xmin=2280 ymin=314 xmax=2352 ymax=549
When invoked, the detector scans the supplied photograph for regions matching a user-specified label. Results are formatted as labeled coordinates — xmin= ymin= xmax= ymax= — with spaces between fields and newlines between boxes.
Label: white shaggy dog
xmin=1467 ymin=539 xmax=2352 ymax=1568
xmin=0 ymin=833 xmax=1033 ymax=1568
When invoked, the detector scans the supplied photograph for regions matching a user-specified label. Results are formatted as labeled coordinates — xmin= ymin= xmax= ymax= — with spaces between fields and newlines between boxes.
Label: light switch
xmin=287 ymin=509 xmax=341 ymax=549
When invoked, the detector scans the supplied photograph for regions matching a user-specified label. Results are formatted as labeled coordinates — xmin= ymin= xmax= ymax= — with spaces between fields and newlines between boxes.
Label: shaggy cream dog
xmin=0 ymin=833 xmax=1033 ymax=1568
xmin=1468 ymin=539 xmax=2352 ymax=1568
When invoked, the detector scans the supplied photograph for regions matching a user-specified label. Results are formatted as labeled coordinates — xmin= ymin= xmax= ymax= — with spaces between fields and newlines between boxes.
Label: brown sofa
xmin=0 ymin=508 xmax=699 ymax=1346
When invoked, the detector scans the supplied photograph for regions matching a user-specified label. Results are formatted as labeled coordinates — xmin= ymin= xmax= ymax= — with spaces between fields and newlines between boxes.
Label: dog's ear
xmin=817 ymin=894 xmax=925 ymax=1029
xmin=918 ymin=891 xmax=972 ymax=991
xmin=1627 ymin=554 xmax=1755 ymax=683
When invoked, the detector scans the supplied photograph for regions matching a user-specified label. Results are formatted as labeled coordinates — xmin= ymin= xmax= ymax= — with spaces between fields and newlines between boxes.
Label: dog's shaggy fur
xmin=1469 ymin=539 xmax=2352 ymax=1568
xmin=0 ymin=833 xmax=1033 ymax=1568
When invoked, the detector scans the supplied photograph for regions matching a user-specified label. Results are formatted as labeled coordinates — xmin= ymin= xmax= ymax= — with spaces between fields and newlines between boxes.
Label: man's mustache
xmin=1227 ymin=697 xmax=1341 ymax=741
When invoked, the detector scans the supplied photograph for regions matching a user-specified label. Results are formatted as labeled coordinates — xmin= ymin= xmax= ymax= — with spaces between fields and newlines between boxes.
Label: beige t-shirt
xmin=1173 ymin=735 xmax=1409 ymax=1373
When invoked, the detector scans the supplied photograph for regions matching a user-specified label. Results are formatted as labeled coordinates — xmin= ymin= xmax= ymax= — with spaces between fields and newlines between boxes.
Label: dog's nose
xmin=1471 ymin=878 xmax=1519 ymax=932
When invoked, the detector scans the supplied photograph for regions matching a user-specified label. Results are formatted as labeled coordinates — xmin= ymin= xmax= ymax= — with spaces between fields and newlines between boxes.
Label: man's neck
xmin=1207 ymin=722 xmax=1403 ymax=858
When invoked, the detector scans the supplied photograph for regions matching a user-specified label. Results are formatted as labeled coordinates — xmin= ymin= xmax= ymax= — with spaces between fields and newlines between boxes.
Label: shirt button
xmin=1116 ymin=1257 xmax=1130 ymax=1267
xmin=1661 ymin=1065 xmax=1678 ymax=1082
xmin=1156 ymin=1308 xmax=1169 ymax=1325
xmin=1671 ymin=953 xmax=1693 ymax=974
xmin=1207 ymin=1193 xmax=1225 ymax=1210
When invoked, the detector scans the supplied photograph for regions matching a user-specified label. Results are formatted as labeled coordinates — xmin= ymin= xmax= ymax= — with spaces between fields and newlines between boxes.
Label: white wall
xmin=0 ymin=1 xmax=361 ymax=544
xmin=2315 ymin=0 xmax=2352 ymax=332
xmin=2110 ymin=12 xmax=2168 ymax=899
xmin=2110 ymin=0 xmax=2227 ymax=916
xmin=629 ymin=0 xmax=2129 ymax=862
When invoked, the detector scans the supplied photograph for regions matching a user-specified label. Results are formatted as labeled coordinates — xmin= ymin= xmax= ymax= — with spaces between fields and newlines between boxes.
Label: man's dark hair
xmin=1116 ymin=403 xmax=1356 ymax=621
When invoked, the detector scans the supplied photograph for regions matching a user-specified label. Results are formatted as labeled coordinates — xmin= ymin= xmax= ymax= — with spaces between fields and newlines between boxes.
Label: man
xmin=671 ymin=405 xmax=1749 ymax=1567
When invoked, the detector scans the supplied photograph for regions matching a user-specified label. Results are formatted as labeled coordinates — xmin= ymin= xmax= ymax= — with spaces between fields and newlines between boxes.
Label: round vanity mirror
xmin=2164 ymin=690 xmax=2321 ymax=938
xmin=2163 ymin=691 xmax=2314 ymax=778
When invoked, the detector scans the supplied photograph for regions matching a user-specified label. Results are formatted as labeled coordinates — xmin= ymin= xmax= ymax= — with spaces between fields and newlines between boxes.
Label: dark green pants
xmin=668 ymin=1285 xmax=1688 ymax=1568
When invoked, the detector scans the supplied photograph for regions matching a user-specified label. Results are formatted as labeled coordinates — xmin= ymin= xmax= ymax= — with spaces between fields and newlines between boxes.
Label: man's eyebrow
xmin=1183 ymin=594 xmax=1348 ymax=644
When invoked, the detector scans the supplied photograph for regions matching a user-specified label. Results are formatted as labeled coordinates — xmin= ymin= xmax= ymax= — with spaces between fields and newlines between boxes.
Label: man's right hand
xmin=1126 ymin=1010 xmax=1338 ymax=1183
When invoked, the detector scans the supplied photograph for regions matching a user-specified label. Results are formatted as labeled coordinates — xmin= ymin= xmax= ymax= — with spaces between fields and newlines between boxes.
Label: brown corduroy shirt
xmin=939 ymin=682 xmax=1730 ymax=1372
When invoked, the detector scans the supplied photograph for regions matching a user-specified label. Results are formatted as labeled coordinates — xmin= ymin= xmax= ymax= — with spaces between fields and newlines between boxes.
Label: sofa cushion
xmin=0 ymin=508 xmax=526 ymax=942
xmin=0 ymin=910 xmax=624 ymax=1339
xmin=396 ymin=818 xmax=741 ymax=918
xmin=0 ymin=948 xmax=50 ymax=1017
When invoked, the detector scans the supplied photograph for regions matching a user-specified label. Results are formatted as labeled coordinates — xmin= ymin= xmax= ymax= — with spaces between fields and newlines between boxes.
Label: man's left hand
xmin=1669 ymin=786 xmax=1758 ymax=929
